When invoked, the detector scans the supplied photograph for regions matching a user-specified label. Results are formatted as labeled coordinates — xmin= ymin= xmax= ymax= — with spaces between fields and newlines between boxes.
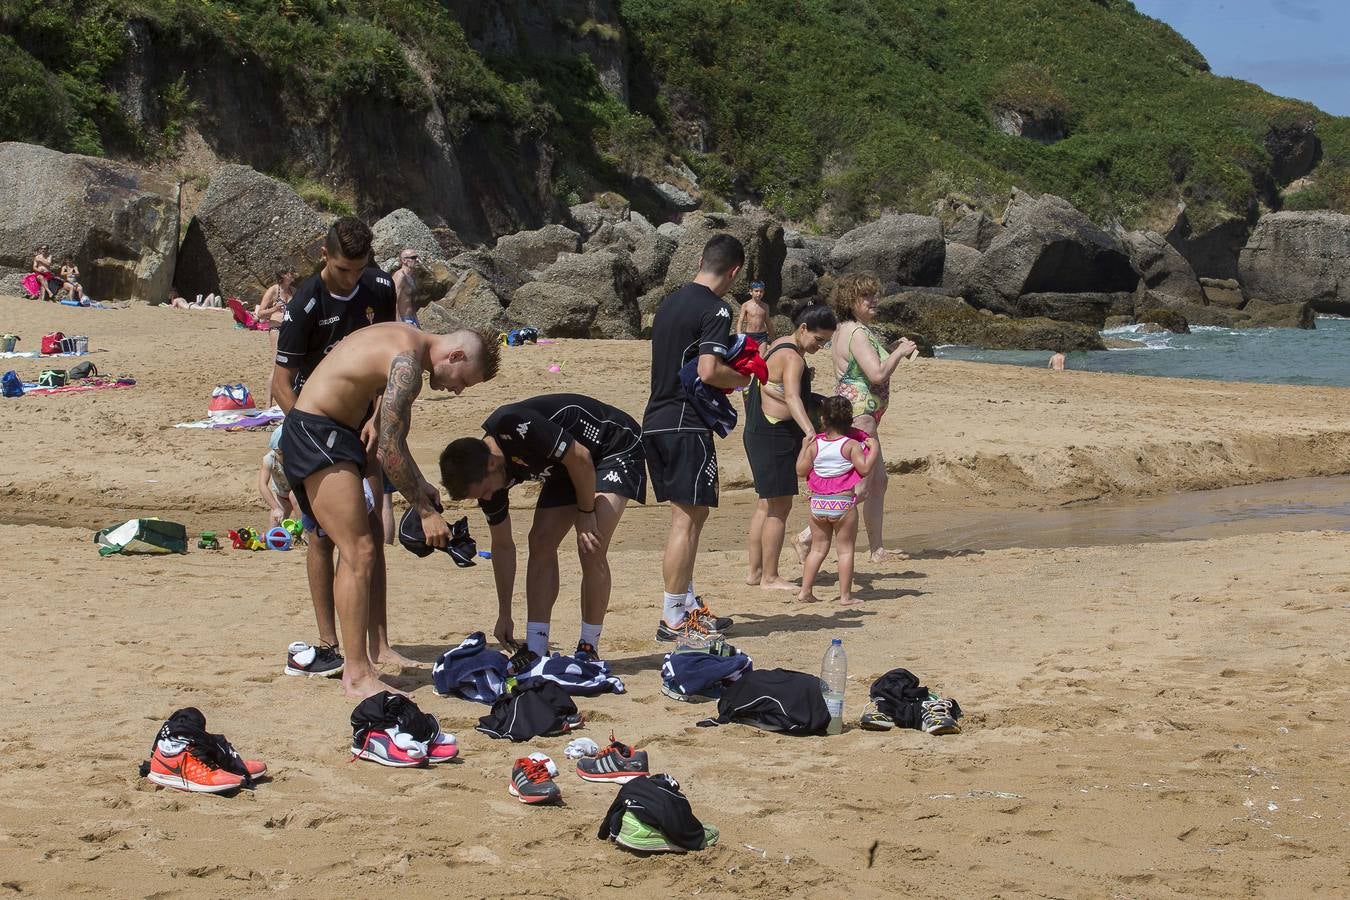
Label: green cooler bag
xmin=95 ymin=519 xmax=189 ymax=556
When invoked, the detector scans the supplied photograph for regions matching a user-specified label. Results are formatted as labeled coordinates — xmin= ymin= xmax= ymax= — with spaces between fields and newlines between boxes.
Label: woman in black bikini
xmin=742 ymin=302 xmax=837 ymax=590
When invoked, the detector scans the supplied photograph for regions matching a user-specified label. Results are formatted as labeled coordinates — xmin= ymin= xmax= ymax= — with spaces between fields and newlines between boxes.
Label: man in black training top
xmin=270 ymin=216 xmax=404 ymax=678
xmin=642 ymin=234 xmax=750 ymax=641
xmin=440 ymin=394 xmax=646 ymax=660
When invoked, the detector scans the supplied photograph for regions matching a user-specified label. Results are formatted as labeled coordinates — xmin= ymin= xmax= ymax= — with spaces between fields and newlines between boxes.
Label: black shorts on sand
xmin=537 ymin=441 xmax=648 ymax=509
xmin=279 ymin=408 xmax=368 ymax=520
xmin=743 ymin=421 xmax=804 ymax=499
xmin=643 ymin=431 xmax=719 ymax=507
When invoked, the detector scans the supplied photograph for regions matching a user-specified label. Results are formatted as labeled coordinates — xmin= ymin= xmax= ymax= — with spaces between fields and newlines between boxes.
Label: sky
xmin=1132 ymin=0 xmax=1350 ymax=116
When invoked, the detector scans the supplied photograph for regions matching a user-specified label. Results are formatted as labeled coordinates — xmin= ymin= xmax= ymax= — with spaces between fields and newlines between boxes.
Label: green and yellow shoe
xmin=615 ymin=812 xmax=720 ymax=853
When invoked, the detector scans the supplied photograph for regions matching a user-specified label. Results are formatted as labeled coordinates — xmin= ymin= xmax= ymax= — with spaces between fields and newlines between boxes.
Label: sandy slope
xmin=0 ymin=296 xmax=1348 ymax=897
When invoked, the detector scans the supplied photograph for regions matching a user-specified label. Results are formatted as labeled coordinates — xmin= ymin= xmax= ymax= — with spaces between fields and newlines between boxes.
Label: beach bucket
xmin=74 ymin=335 xmax=89 ymax=354
xmin=1 ymin=334 xmax=16 ymax=353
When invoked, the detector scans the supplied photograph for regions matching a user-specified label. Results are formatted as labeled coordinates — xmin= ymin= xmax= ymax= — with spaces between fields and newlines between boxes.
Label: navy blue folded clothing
xmin=661 ymin=646 xmax=753 ymax=700
xmin=517 ymin=651 xmax=626 ymax=696
xmin=432 ymin=632 xmax=509 ymax=703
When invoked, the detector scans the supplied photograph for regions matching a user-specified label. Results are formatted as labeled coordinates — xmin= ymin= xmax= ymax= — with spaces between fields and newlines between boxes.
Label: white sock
xmin=526 ymin=621 xmax=550 ymax=657
xmin=663 ymin=592 xmax=688 ymax=626
xmin=685 ymin=581 xmax=700 ymax=610
xmin=580 ymin=621 xmax=602 ymax=651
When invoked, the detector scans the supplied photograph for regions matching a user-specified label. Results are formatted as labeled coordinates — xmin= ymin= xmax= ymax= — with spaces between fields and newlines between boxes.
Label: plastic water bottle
xmin=820 ymin=638 xmax=847 ymax=735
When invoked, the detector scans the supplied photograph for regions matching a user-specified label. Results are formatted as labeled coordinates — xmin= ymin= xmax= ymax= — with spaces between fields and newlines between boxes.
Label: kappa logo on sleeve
xmin=516 ymin=422 xmax=530 ymax=438
xmin=717 ymin=307 xmax=730 ymax=318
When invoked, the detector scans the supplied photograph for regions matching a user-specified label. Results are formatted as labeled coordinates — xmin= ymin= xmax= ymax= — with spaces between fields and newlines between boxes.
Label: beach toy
xmin=548 ymin=363 xmax=563 ymax=374
xmin=478 ymin=550 xmax=492 ymax=560
xmin=229 ymin=526 xmax=266 ymax=551
xmin=197 ymin=532 xmax=220 ymax=550
xmin=265 ymin=526 xmax=293 ymax=551
xmin=282 ymin=518 xmax=304 ymax=542
xmin=1 ymin=334 xmax=17 ymax=353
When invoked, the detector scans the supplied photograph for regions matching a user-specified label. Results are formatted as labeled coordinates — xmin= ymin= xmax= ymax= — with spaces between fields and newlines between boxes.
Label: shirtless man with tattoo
xmin=278 ymin=323 xmax=499 ymax=697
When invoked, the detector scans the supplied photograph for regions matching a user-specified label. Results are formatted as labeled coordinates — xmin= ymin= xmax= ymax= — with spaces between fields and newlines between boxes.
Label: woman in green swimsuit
xmin=797 ymin=273 xmax=916 ymax=563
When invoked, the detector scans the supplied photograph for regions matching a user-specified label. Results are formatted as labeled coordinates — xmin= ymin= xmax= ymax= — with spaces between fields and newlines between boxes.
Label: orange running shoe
xmin=146 ymin=746 xmax=246 ymax=793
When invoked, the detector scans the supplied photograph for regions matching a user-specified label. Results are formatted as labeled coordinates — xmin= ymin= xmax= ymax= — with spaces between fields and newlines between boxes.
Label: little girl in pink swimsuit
xmin=795 ymin=396 xmax=878 ymax=605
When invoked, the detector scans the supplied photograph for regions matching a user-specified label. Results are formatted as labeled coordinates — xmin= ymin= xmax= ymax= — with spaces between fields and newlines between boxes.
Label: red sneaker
xmin=350 ymin=729 xmax=428 ymax=767
xmin=146 ymin=746 xmax=246 ymax=793
xmin=426 ymin=731 xmax=458 ymax=764
xmin=509 ymin=754 xmax=562 ymax=804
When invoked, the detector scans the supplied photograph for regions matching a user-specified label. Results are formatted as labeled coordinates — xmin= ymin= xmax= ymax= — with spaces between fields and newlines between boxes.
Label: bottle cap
xmin=831 ymin=638 xmax=842 ymax=645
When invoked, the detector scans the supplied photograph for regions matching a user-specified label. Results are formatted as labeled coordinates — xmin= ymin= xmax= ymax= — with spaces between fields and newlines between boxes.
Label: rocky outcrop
xmin=875 ymin=291 xmax=1105 ymax=351
xmin=1264 ymin=121 xmax=1322 ymax=186
xmin=447 ymin=249 xmax=532 ymax=301
xmin=372 ymin=208 xmax=444 ymax=268
xmin=1121 ymin=229 xmax=1204 ymax=304
xmin=1241 ymin=297 xmax=1315 ymax=329
xmin=1165 ymin=208 xmax=1251 ymax=281
xmin=652 ymin=211 xmax=787 ymax=311
xmin=1134 ymin=306 xmax=1190 ymax=334
xmin=492 ymin=224 xmax=581 ymax=272
xmin=630 ymin=232 xmax=677 ymax=294
xmin=1198 ymin=277 xmax=1245 ymax=309
xmin=0 ymin=142 xmax=179 ymax=302
xmin=175 ymin=164 xmax=332 ymax=301
xmin=419 ymin=269 xmax=516 ymax=334
xmin=1238 ymin=211 xmax=1350 ymax=315
xmin=781 ymin=249 xmax=819 ymax=300
xmin=829 ymin=214 xmax=944 ymax=288
xmin=964 ymin=193 xmax=1137 ymax=314
xmin=941 ymin=242 xmax=982 ymax=292
xmin=945 ymin=210 xmax=1003 ymax=251
xmin=521 ymin=249 xmax=640 ymax=338
xmin=1014 ymin=292 xmax=1132 ymax=329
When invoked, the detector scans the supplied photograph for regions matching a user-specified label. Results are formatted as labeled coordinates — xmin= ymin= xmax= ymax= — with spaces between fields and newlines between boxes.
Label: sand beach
xmin=1 ymin=296 xmax=1348 ymax=897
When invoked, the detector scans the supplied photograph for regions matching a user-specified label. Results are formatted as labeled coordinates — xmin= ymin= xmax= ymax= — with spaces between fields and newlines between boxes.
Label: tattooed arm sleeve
xmin=377 ymin=350 xmax=430 ymax=513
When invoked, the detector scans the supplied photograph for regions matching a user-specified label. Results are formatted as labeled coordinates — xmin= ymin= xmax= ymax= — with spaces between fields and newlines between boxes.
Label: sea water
xmin=936 ymin=315 xmax=1350 ymax=388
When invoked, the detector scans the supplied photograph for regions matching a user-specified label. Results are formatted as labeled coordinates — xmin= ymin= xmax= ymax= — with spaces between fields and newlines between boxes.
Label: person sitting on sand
xmin=735 ymin=280 xmax=772 ymax=348
xmin=1049 ymin=352 xmax=1066 ymax=371
xmin=59 ymin=260 xmax=81 ymax=301
xmin=32 ymin=245 xmax=58 ymax=301
xmin=279 ymin=322 xmax=498 ymax=698
xmin=796 ymin=396 xmax=878 ymax=605
xmin=440 ymin=393 xmax=646 ymax=660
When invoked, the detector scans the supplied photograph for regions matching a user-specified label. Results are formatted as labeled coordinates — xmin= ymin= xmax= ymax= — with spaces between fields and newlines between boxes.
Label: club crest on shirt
xmin=365 ymin=306 xmax=375 ymax=324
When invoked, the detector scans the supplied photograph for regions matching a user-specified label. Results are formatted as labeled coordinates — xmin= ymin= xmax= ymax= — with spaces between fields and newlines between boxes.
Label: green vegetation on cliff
xmin=1 ymin=0 xmax=1347 ymax=231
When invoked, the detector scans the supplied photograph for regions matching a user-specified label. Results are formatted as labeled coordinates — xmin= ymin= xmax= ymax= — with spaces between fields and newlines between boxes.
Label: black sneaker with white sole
xmin=284 ymin=641 xmax=344 ymax=677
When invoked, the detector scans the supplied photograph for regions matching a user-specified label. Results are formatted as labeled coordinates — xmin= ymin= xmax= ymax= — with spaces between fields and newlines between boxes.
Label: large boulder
xmin=655 ymin=211 xmax=787 ymax=312
xmin=447 ymin=249 xmax=532 ymax=300
xmin=511 ymin=282 xmax=607 ymax=338
xmin=630 ymin=231 xmax=678 ymax=294
xmin=1137 ymin=291 xmax=1241 ymax=328
xmin=419 ymin=270 xmax=517 ymax=334
xmin=371 ymin=208 xmax=444 ymax=267
xmin=875 ymin=291 xmax=1105 ymax=351
xmin=1135 ymin=306 xmax=1190 ymax=334
xmin=0 ymin=142 xmax=179 ymax=302
xmin=964 ymin=193 xmax=1138 ymax=315
xmin=492 ymin=224 xmax=581 ymax=272
xmin=828 ymin=214 xmax=945 ymax=288
xmin=1014 ymin=292 xmax=1131 ymax=329
xmin=945 ymin=210 xmax=1003 ymax=252
xmin=1238 ymin=211 xmax=1350 ymax=315
xmin=1165 ymin=208 xmax=1251 ymax=280
xmin=175 ymin=164 xmax=332 ymax=301
xmin=781 ymin=249 xmax=819 ymax=300
xmin=1240 ymin=297 xmax=1316 ymax=329
xmin=1121 ymin=230 xmax=1204 ymax=304
xmin=941 ymin=242 xmax=982 ymax=292
xmin=1198 ymin=277 xmax=1246 ymax=309
xmin=569 ymin=198 xmax=629 ymax=239
xmin=799 ymin=236 xmax=835 ymax=274
xmin=525 ymin=249 xmax=640 ymax=338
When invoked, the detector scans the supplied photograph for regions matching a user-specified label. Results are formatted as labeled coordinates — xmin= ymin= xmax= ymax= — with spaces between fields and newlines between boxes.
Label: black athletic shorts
xmin=643 ymin=430 xmax=719 ymax=507
xmin=537 ymin=441 xmax=648 ymax=509
xmin=279 ymin=408 xmax=368 ymax=520
xmin=743 ymin=421 xmax=805 ymax=499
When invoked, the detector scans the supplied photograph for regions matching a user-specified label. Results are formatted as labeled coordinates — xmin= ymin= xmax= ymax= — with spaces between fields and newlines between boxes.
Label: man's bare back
xmin=294 ymin=323 xmax=426 ymax=427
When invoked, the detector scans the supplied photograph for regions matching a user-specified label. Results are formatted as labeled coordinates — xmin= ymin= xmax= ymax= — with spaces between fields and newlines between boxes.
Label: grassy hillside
xmin=618 ymin=0 xmax=1350 ymax=228
xmin=2 ymin=0 xmax=1347 ymax=232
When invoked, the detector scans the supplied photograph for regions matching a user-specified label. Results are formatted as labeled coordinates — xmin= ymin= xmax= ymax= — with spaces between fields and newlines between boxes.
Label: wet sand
xmin=1 ymin=296 xmax=1349 ymax=897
